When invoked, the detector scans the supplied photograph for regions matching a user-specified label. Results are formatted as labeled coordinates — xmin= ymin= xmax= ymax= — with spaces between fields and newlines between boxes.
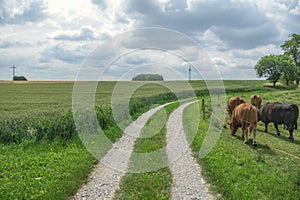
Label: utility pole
xmin=11 ymin=64 xmax=16 ymax=80
xmin=188 ymin=65 xmax=191 ymax=81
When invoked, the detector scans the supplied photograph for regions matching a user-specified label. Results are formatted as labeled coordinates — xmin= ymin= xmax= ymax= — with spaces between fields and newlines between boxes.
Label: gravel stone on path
xmin=166 ymin=101 xmax=214 ymax=200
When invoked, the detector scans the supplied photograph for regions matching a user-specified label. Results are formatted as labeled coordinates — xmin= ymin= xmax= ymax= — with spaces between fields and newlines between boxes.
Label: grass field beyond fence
xmin=183 ymin=89 xmax=300 ymax=199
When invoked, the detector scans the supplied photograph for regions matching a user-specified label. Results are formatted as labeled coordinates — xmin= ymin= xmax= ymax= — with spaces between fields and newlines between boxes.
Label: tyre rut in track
xmin=166 ymin=101 xmax=213 ymax=200
xmin=73 ymin=103 xmax=169 ymax=200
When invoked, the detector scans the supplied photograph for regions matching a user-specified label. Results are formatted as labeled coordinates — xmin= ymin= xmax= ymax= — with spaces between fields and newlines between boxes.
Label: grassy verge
xmin=114 ymin=102 xmax=179 ymax=200
xmin=183 ymin=90 xmax=300 ymax=199
xmin=0 ymin=137 xmax=97 ymax=200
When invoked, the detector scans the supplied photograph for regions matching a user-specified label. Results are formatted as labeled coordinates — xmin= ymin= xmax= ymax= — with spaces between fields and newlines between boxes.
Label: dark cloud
xmin=123 ymin=0 xmax=279 ymax=49
xmin=125 ymin=0 xmax=161 ymax=15
xmin=189 ymin=0 xmax=267 ymax=28
xmin=123 ymin=54 xmax=151 ymax=65
xmin=0 ymin=40 xmax=31 ymax=49
xmin=166 ymin=0 xmax=187 ymax=12
xmin=125 ymin=0 xmax=268 ymax=29
xmin=124 ymin=0 xmax=207 ymax=31
xmin=118 ymin=28 xmax=198 ymax=51
xmin=39 ymin=44 xmax=87 ymax=64
xmin=277 ymin=3 xmax=300 ymax=41
xmin=278 ymin=0 xmax=298 ymax=10
xmin=91 ymin=0 xmax=106 ymax=10
xmin=211 ymin=23 xmax=279 ymax=49
xmin=114 ymin=14 xmax=131 ymax=24
xmin=18 ymin=1 xmax=48 ymax=23
xmin=0 ymin=1 xmax=48 ymax=25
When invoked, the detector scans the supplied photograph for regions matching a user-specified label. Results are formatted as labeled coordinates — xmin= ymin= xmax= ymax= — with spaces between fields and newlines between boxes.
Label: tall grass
xmin=0 ymin=90 xmax=181 ymax=144
xmin=0 ymin=107 xmax=114 ymax=144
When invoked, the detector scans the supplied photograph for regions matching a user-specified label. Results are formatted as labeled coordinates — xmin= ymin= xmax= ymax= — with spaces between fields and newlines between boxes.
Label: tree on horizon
xmin=132 ymin=74 xmax=164 ymax=81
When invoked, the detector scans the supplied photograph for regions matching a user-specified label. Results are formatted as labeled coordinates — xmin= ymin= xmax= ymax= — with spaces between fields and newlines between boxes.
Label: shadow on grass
xmin=257 ymin=128 xmax=300 ymax=145
xmin=229 ymin=134 xmax=276 ymax=155
xmin=263 ymin=84 xmax=298 ymax=90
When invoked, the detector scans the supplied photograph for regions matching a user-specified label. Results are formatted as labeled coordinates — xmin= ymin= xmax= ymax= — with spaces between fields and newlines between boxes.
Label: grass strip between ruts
xmin=114 ymin=102 xmax=180 ymax=200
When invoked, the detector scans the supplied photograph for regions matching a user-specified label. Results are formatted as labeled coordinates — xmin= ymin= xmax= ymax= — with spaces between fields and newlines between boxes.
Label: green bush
xmin=132 ymin=74 xmax=164 ymax=81
xmin=13 ymin=76 xmax=27 ymax=81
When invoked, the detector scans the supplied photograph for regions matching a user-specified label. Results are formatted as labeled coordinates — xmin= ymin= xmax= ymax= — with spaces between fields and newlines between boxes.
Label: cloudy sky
xmin=0 ymin=0 xmax=299 ymax=81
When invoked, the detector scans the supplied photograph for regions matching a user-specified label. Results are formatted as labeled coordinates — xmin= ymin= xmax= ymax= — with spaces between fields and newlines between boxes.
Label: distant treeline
xmin=13 ymin=76 xmax=27 ymax=81
xmin=132 ymin=74 xmax=164 ymax=81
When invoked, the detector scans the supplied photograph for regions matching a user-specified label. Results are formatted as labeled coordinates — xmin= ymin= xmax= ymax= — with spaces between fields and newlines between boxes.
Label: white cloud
xmin=49 ymin=25 xmax=99 ymax=41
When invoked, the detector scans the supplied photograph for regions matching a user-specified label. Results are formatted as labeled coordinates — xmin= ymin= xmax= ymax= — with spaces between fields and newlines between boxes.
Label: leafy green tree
xmin=255 ymin=54 xmax=296 ymax=86
xmin=281 ymin=33 xmax=300 ymax=84
xmin=279 ymin=54 xmax=297 ymax=85
xmin=255 ymin=55 xmax=282 ymax=86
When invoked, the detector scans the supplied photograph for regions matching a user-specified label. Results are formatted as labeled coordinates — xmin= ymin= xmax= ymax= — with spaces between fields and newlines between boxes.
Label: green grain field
xmin=0 ymin=80 xmax=299 ymax=199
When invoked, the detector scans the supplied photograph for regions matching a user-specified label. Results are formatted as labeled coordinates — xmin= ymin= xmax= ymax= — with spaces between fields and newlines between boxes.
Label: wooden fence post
xmin=202 ymin=98 xmax=205 ymax=119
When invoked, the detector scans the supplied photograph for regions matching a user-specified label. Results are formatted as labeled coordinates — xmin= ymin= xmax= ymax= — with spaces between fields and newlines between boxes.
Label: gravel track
xmin=166 ymin=101 xmax=213 ymax=200
xmin=72 ymin=104 xmax=166 ymax=200
xmin=73 ymin=101 xmax=214 ymax=200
